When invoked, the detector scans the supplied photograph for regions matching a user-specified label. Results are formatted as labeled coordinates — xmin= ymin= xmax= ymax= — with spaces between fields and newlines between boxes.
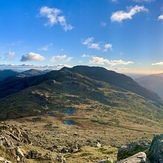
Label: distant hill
xmin=0 ymin=69 xmax=51 ymax=82
xmin=135 ymin=73 xmax=163 ymax=100
xmin=0 ymin=66 xmax=163 ymax=120
xmin=16 ymin=69 xmax=51 ymax=78
xmin=0 ymin=69 xmax=19 ymax=82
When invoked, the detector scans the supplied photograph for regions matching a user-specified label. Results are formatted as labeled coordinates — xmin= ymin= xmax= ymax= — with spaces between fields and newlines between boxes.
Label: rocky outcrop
xmin=117 ymin=140 xmax=151 ymax=160
xmin=148 ymin=134 xmax=163 ymax=162
xmin=117 ymin=152 xmax=150 ymax=163
xmin=0 ymin=135 xmax=13 ymax=147
xmin=2 ymin=124 xmax=32 ymax=145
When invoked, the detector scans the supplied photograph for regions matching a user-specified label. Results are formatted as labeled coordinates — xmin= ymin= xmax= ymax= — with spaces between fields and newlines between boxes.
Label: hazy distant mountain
xmin=0 ymin=69 xmax=51 ymax=82
xmin=135 ymin=73 xmax=163 ymax=99
xmin=0 ymin=70 xmax=19 ymax=82
xmin=0 ymin=66 xmax=162 ymax=120
xmin=16 ymin=69 xmax=51 ymax=78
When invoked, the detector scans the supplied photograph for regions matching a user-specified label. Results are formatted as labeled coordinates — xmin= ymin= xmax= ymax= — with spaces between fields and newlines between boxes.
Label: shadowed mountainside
xmin=0 ymin=69 xmax=19 ymax=82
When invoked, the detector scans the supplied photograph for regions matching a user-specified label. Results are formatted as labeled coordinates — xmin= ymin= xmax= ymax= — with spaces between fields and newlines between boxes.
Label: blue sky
xmin=0 ymin=0 xmax=163 ymax=74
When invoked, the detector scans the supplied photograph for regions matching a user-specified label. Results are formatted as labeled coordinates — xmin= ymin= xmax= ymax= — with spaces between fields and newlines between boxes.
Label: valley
xmin=0 ymin=66 xmax=163 ymax=162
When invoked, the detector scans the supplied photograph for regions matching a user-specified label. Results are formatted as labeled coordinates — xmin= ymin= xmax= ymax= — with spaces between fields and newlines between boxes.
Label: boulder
xmin=15 ymin=146 xmax=25 ymax=163
xmin=56 ymin=155 xmax=66 ymax=163
xmin=0 ymin=156 xmax=12 ymax=163
xmin=117 ymin=152 xmax=150 ymax=163
xmin=98 ymin=156 xmax=113 ymax=163
xmin=148 ymin=134 xmax=163 ymax=162
xmin=117 ymin=140 xmax=151 ymax=160
xmin=26 ymin=150 xmax=42 ymax=159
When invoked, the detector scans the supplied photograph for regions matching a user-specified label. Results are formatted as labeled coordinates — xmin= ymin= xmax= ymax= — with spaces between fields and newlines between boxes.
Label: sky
xmin=0 ymin=0 xmax=163 ymax=74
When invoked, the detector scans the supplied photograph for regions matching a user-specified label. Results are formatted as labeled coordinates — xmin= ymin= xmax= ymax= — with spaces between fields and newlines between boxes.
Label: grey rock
xmin=117 ymin=152 xmax=149 ymax=163
xmin=118 ymin=140 xmax=151 ymax=160
xmin=0 ymin=156 xmax=12 ymax=163
xmin=148 ymin=134 xmax=163 ymax=163
xmin=98 ymin=156 xmax=113 ymax=163
xmin=56 ymin=155 xmax=66 ymax=163
xmin=26 ymin=150 xmax=42 ymax=159
xmin=15 ymin=146 xmax=25 ymax=163
xmin=0 ymin=135 xmax=13 ymax=147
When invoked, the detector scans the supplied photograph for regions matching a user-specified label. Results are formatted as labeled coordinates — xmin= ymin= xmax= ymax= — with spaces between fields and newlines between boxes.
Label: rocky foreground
xmin=0 ymin=118 xmax=162 ymax=163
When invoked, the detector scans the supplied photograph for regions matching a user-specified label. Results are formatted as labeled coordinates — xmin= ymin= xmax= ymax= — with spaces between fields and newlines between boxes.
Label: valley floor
xmin=0 ymin=113 xmax=162 ymax=163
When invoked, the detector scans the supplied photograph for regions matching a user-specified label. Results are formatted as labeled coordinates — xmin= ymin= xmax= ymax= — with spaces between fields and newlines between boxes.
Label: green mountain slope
xmin=0 ymin=66 xmax=163 ymax=126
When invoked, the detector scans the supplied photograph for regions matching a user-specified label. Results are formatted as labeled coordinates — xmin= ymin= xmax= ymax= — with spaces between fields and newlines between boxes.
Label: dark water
xmin=63 ymin=120 xmax=76 ymax=125
xmin=61 ymin=109 xmax=75 ymax=114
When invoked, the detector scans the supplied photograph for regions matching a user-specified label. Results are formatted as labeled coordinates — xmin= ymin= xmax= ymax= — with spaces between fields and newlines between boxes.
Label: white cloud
xmin=88 ymin=43 xmax=100 ymax=50
xmin=152 ymin=62 xmax=163 ymax=66
xmin=40 ymin=6 xmax=73 ymax=31
xmin=158 ymin=15 xmax=163 ymax=20
xmin=39 ymin=43 xmax=52 ymax=51
xmin=20 ymin=52 xmax=45 ymax=62
xmin=112 ymin=0 xmax=118 ymax=3
xmin=50 ymin=55 xmax=73 ymax=62
xmin=82 ymin=37 xmax=113 ymax=52
xmin=111 ymin=5 xmax=148 ymax=22
xmin=0 ymin=63 xmax=65 ymax=70
xmin=82 ymin=37 xmax=94 ymax=45
xmin=40 ymin=6 xmax=61 ymax=26
xmin=66 ymin=57 xmax=73 ymax=62
xmin=134 ymin=0 xmax=154 ymax=2
xmin=58 ymin=16 xmax=73 ymax=31
xmin=82 ymin=37 xmax=100 ymax=50
xmin=0 ymin=51 xmax=16 ymax=60
xmin=100 ymin=21 xmax=107 ymax=27
xmin=81 ymin=54 xmax=90 ymax=58
xmin=89 ymin=56 xmax=134 ymax=66
xmin=7 ymin=51 xmax=15 ymax=57
xmin=89 ymin=56 xmax=107 ymax=65
xmin=104 ymin=44 xmax=113 ymax=52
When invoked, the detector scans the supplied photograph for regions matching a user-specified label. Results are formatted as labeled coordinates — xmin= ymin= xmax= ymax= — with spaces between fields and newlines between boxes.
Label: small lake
xmin=63 ymin=120 xmax=76 ymax=125
xmin=61 ymin=109 xmax=75 ymax=114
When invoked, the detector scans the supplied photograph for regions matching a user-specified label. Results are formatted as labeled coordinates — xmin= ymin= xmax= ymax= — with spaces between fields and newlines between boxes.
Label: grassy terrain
xmin=0 ymin=66 xmax=163 ymax=162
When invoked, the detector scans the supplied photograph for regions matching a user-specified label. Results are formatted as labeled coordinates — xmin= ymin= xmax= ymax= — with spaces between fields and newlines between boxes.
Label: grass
xmin=0 ymin=70 xmax=163 ymax=162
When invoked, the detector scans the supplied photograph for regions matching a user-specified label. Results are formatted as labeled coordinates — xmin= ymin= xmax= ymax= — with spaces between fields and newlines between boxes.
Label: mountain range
xmin=0 ymin=65 xmax=163 ymax=121
xmin=0 ymin=69 xmax=51 ymax=82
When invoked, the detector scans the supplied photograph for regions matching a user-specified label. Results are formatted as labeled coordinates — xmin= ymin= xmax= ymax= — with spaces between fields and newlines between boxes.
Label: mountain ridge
xmin=0 ymin=65 xmax=163 ymax=121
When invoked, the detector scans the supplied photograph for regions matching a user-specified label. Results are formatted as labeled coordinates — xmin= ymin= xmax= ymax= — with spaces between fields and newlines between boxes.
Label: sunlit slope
xmin=0 ymin=66 xmax=163 ymax=125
